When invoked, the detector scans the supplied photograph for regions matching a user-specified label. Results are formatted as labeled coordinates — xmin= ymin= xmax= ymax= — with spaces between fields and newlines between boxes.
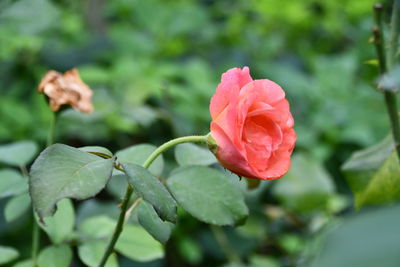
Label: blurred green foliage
xmin=0 ymin=0 xmax=398 ymax=266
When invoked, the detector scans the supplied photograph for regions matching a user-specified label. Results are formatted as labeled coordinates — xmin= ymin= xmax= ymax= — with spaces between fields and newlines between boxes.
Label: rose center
xmin=242 ymin=114 xmax=283 ymax=172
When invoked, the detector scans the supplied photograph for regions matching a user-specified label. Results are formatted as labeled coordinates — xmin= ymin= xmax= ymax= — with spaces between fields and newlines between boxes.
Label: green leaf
xmin=123 ymin=163 xmax=177 ymax=223
xmin=341 ymin=136 xmax=400 ymax=208
xmin=106 ymin=174 xmax=129 ymax=199
xmin=309 ymin=204 xmax=400 ymax=267
xmin=40 ymin=199 xmax=75 ymax=244
xmin=0 ymin=141 xmax=38 ymax=167
xmin=273 ymin=154 xmax=335 ymax=213
xmin=357 ymin=152 xmax=400 ymax=207
xmin=116 ymin=144 xmax=164 ymax=176
xmin=137 ymin=200 xmax=174 ymax=243
xmin=78 ymin=216 xmax=118 ymax=266
xmin=0 ymin=246 xmax=19 ymax=264
xmin=174 ymin=143 xmax=216 ymax=166
xmin=249 ymin=255 xmax=279 ymax=267
xmin=12 ymin=259 xmax=34 ymax=267
xmin=167 ymin=166 xmax=249 ymax=226
xmin=115 ymin=224 xmax=164 ymax=262
xmin=341 ymin=135 xmax=393 ymax=200
xmin=5 ymin=193 xmax=31 ymax=222
xmin=0 ymin=169 xmax=28 ymax=198
xmin=78 ymin=242 xmax=118 ymax=267
xmin=0 ymin=0 xmax=59 ymax=35
xmin=37 ymin=245 xmax=72 ymax=267
xmin=177 ymin=236 xmax=202 ymax=264
xmin=342 ymin=135 xmax=393 ymax=172
xmin=76 ymin=200 xmax=119 ymax=226
xmin=79 ymin=146 xmax=113 ymax=158
xmin=79 ymin=215 xmax=116 ymax=239
xmin=29 ymin=144 xmax=115 ymax=220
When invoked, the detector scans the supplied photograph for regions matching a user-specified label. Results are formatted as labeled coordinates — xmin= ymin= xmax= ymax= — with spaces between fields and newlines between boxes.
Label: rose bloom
xmin=209 ymin=67 xmax=296 ymax=180
xmin=38 ymin=69 xmax=93 ymax=113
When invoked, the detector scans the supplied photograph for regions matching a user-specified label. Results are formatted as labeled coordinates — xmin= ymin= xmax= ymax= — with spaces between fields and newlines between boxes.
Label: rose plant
xmin=15 ymin=66 xmax=296 ymax=266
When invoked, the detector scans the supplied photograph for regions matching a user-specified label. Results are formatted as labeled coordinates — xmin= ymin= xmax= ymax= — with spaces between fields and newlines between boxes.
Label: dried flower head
xmin=38 ymin=69 xmax=94 ymax=113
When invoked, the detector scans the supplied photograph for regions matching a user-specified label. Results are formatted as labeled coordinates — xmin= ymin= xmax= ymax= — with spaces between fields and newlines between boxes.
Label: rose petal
xmin=210 ymin=122 xmax=255 ymax=177
xmin=240 ymin=79 xmax=285 ymax=106
xmin=260 ymin=128 xmax=296 ymax=180
xmin=209 ymin=67 xmax=252 ymax=120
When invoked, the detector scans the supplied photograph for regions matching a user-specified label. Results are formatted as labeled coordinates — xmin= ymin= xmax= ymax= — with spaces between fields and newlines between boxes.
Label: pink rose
xmin=209 ymin=67 xmax=296 ymax=180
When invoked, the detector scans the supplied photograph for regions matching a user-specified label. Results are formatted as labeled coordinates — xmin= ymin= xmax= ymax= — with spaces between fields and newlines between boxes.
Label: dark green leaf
xmin=123 ymin=163 xmax=177 ymax=223
xmin=5 ymin=193 xmax=31 ymax=222
xmin=137 ymin=200 xmax=174 ymax=243
xmin=37 ymin=245 xmax=72 ymax=267
xmin=0 ymin=169 xmax=28 ymax=198
xmin=115 ymin=224 xmax=164 ymax=262
xmin=0 ymin=141 xmax=38 ymax=167
xmin=174 ymin=143 xmax=216 ymax=166
xmin=116 ymin=144 xmax=164 ymax=176
xmin=167 ymin=166 xmax=248 ymax=226
xmin=310 ymin=205 xmax=400 ymax=267
xmin=29 ymin=144 xmax=115 ymax=220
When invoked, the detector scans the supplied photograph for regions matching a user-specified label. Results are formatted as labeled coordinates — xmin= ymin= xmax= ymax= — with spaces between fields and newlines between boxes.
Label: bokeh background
xmin=0 ymin=0 xmax=397 ymax=266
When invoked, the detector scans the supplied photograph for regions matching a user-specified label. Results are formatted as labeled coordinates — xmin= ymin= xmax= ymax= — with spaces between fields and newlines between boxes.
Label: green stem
xmin=387 ymin=0 xmax=400 ymax=70
xmin=47 ymin=112 xmax=57 ymax=147
xmin=98 ymin=134 xmax=209 ymax=267
xmin=98 ymin=185 xmax=133 ymax=267
xmin=384 ymin=91 xmax=400 ymax=160
xmin=210 ymin=225 xmax=241 ymax=263
xmin=373 ymin=2 xmax=400 ymax=160
xmin=32 ymin=222 xmax=39 ymax=265
xmin=142 ymin=135 xmax=209 ymax=168
xmin=20 ymin=165 xmax=29 ymax=178
xmin=373 ymin=4 xmax=387 ymax=73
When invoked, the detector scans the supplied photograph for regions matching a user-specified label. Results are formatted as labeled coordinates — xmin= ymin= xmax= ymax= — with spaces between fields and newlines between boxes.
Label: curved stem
xmin=98 ymin=134 xmax=209 ymax=267
xmin=143 ymin=135 xmax=209 ymax=168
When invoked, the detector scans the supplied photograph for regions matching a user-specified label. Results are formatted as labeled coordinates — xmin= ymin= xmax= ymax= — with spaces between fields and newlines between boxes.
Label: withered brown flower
xmin=38 ymin=69 xmax=94 ymax=113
